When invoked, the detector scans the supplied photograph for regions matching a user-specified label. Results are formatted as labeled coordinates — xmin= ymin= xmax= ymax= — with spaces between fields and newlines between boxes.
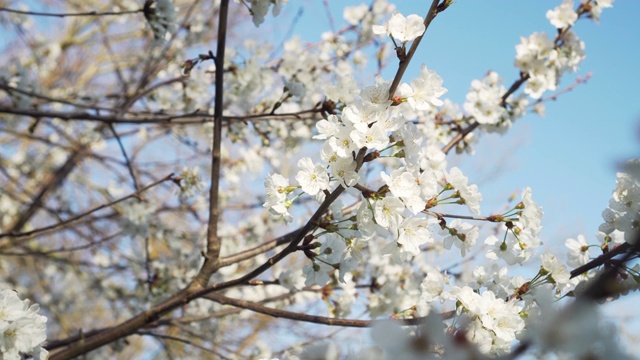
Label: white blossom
xmin=546 ymin=0 xmax=578 ymax=29
xmin=0 ymin=290 xmax=48 ymax=360
xmin=397 ymin=217 xmax=433 ymax=255
xmin=541 ymin=253 xmax=570 ymax=286
xmin=350 ymin=122 xmax=389 ymax=151
xmin=177 ymin=166 xmax=205 ymax=198
xmin=263 ymin=173 xmax=293 ymax=223
xmin=519 ymin=187 xmax=544 ymax=236
xmin=406 ymin=64 xmax=447 ymax=111
xmin=374 ymin=196 xmax=405 ymax=230
xmin=295 ymin=157 xmax=330 ymax=196
xmin=464 ymin=72 xmax=507 ymax=125
xmin=330 ymin=157 xmax=360 ymax=187
xmin=303 ymin=261 xmax=333 ymax=287
xmin=588 ymin=0 xmax=615 ymax=22
xmin=381 ymin=168 xmax=424 ymax=214
xmin=451 ymin=286 xmax=524 ymax=354
xmin=343 ymin=4 xmax=369 ymax=25
xmin=278 ymin=269 xmax=305 ymax=291
xmin=565 ymin=234 xmax=590 ymax=267
xmin=419 ymin=266 xmax=448 ymax=303
xmin=445 ymin=167 xmax=482 ymax=214
xmin=249 ymin=0 xmax=287 ymax=27
xmin=314 ymin=115 xmax=341 ymax=140
xmin=372 ymin=13 xmax=425 ymax=43
xmin=327 ymin=132 xmax=359 ymax=159
xmin=440 ymin=220 xmax=479 ymax=257
xmin=485 ymin=234 xmax=532 ymax=265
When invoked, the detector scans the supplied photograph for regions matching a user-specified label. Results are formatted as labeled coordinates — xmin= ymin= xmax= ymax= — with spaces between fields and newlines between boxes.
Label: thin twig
xmin=108 ymin=123 xmax=140 ymax=191
xmin=0 ymin=231 xmax=123 ymax=256
xmin=0 ymin=7 xmax=143 ymax=18
xmin=205 ymin=293 xmax=453 ymax=328
xmin=136 ymin=331 xmax=224 ymax=356
xmin=322 ymin=0 xmax=335 ymax=33
xmin=0 ymin=104 xmax=322 ymax=124
xmin=218 ymin=229 xmax=297 ymax=267
xmin=0 ymin=174 xmax=174 ymax=241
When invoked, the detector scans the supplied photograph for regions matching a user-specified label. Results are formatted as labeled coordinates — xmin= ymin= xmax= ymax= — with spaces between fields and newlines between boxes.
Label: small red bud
xmin=363 ymin=151 xmax=380 ymax=162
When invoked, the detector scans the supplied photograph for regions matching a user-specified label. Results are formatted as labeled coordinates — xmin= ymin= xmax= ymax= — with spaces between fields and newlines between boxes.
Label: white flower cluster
xmin=302 ymin=234 xmax=357 ymax=286
xmin=412 ymin=262 xmax=534 ymax=355
xmin=452 ymin=286 xmax=525 ymax=354
xmin=263 ymin=173 xmax=294 ymax=223
xmin=264 ymin=65 xmax=460 ymax=275
xmin=248 ymin=0 xmax=288 ymax=27
xmin=120 ymin=200 xmax=158 ymax=238
xmin=546 ymin=0 xmax=578 ymax=29
xmin=599 ymin=159 xmax=640 ymax=244
xmin=463 ymin=71 xmax=507 ymax=125
xmin=264 ymin=65 xmax=448 ymax=222
xmin=3 ymin=0 xmax=632 ymax=358
xmin=514 ymin=29 xmax=585 ymax=99
xmin=402 ymin=65 xmax=447 ymax=111
xmin=485 ymin=187 xmax=544 ymax=265
xmin=0 ymin=289 xmax=48 ymax=360
xmin=177 ymin=166 xmax=206 ymax=199
xmin=444 ymin=167 xmax=482 ymax=214
xmin=547 ymin=0 xmax=614 ymax=27
xmin=540 ymin=253 xmax=571 ymax=286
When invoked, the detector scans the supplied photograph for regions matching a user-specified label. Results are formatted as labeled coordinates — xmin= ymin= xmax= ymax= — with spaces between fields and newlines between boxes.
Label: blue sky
xmin=276 ymin=0 xmax=640 ymax=254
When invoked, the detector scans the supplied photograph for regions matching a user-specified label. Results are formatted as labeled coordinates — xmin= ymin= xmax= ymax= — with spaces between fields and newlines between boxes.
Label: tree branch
xmin=218 ymin=229 xmax=297 ymax=267
xmin=108 ymin=123 xmax=140 ymax=191
xmin=190 ymin=0 xmax=230 ymax=288
xmin=387 ymin=0 xmax=441 ymax=98
xmin=570 ymin=242 xmax=632 ymax=279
